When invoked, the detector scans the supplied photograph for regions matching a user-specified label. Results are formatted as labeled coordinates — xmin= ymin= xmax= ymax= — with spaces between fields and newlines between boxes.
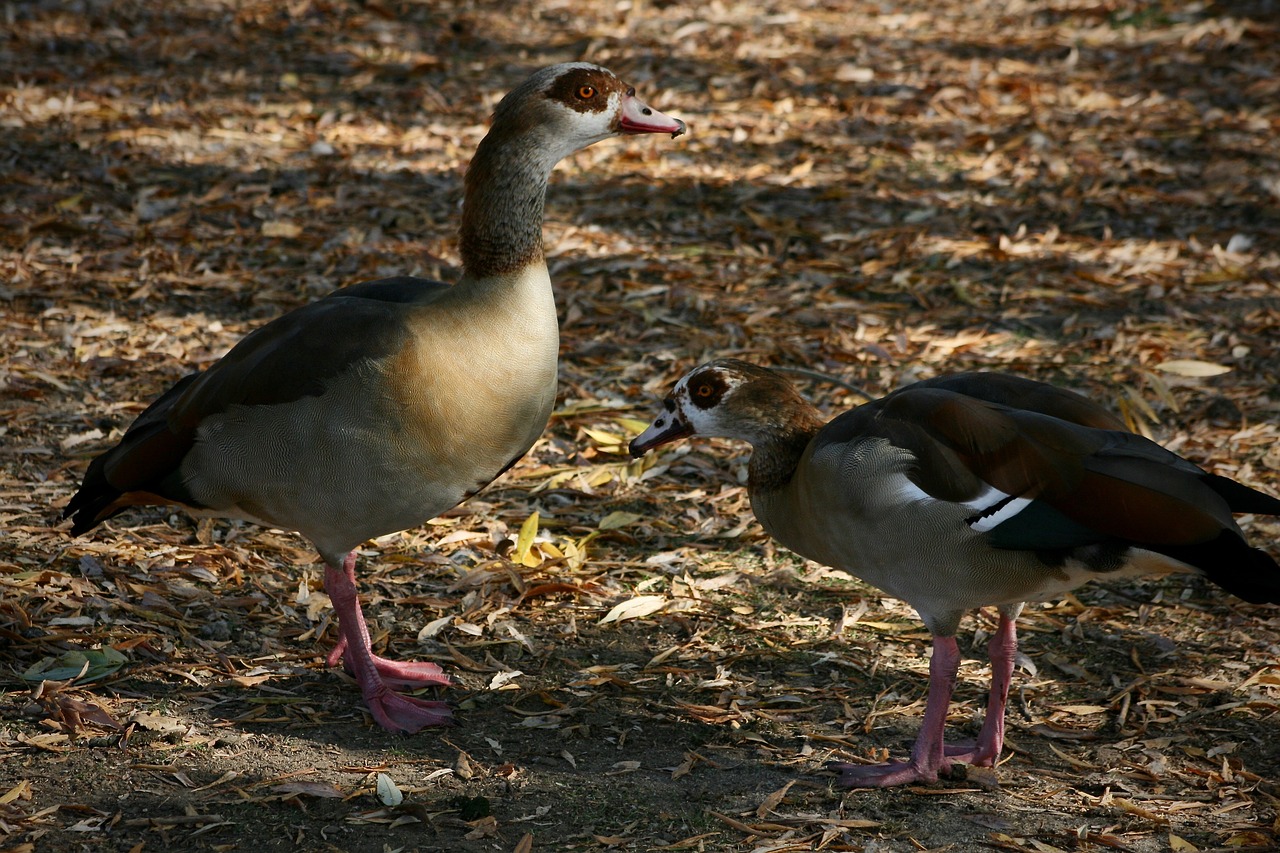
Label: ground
xmin=2 ymin=0 xmax=1279 ymax=851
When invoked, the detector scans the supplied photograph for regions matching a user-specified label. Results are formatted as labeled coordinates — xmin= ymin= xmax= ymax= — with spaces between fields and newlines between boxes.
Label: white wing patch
xmin=891 ymin=477 xmax=1033 ymax=533
xmin=967 ymin=493 xmax=1033 ymax=532
xmin=959 ymin=484 xmax=1005 ymax=513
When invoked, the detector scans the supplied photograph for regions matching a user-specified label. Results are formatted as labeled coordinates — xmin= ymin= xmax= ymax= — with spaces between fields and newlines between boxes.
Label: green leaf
xmin=22 ymin=647 xmax=127 ymax=684
xmin=598 ymin=511 xmax=643 ymax=531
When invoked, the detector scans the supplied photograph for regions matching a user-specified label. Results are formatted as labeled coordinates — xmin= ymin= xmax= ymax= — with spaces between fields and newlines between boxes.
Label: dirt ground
xmin=2 ymin=0 xmax=1279 ymax=851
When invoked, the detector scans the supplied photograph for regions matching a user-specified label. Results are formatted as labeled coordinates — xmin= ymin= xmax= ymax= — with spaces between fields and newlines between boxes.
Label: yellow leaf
xmin=514 ymin=511 xmax=539 ymax=565
xmin=582 ymin=427 xmax=623 ymax=446
xmin=599 ymin=595 xmax=668 ymax=625
xmin=1169 ymin=833 xmax=1199 ymax=852
xmin=615 ymin=417 xmax=652 ymax=434
xmin=0 ymin=780 xmax=32 ymax=805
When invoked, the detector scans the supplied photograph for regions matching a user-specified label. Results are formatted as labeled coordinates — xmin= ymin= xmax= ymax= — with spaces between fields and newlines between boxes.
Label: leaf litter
xmin=2 ymin=0 xmax=1279 ymax=851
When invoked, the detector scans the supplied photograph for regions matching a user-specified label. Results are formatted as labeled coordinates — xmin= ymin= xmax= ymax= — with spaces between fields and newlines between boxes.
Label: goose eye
xmin=577 ymin=85 xmax=597 ymax=100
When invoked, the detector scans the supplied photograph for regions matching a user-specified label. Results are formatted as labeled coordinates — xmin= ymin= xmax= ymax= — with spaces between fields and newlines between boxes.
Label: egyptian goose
xmin=63 ymin=63 xmax=685 ymax=733
xmin=630 ymin=359 xmax=1280 ymax=787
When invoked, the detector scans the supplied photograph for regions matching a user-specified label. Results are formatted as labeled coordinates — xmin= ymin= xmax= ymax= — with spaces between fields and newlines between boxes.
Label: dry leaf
xmin=261 ymin=220 xmax=301 ymax=238
xmin=274 ymin=781 xmax=345 ymax=799
xmin=1155 ymin=359 xmax=1231 ymax=377
xmin=514 ymin=511 xmax=540 ymax=567
xmin=755 ymin=780 xmax=795 ymax=818
xmin=0 ymin=780 xmax=33 ymax=806
xmin=374 ymin=773 xmax=403 ymax=807
xmin=597 ymin=511 xmax=643 ymax=530
xmin=599 ymin=595 xmax=669 ymax=624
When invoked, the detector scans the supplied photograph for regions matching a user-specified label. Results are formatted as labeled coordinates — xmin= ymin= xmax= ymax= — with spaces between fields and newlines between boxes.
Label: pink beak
xmin=618 ymin=90 xmax=686 ymax=137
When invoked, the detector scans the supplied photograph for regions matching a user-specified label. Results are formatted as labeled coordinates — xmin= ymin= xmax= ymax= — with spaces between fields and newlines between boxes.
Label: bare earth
xmin=2 ymin=1 xmax=1279 ymax=851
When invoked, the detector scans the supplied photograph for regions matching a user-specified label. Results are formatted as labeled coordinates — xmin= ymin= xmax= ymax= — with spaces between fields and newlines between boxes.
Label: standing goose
xmin=630 ymin=359 xmax=1280 ymax=787
xmin=64 ymin=63 xmax=685 ymax=734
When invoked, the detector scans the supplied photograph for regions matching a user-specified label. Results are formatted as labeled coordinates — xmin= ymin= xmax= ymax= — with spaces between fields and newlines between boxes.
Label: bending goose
xmin=64 ymin=63 xmax=685 ymax=733
xmin=630 ymin=359 xmax=1280 ymax=787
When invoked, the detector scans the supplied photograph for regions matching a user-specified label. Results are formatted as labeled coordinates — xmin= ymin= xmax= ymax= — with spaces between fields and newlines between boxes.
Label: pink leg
xmin=831 ymin=635 xmax=962 ymax=788
xmin=964 ymin=609 xmax=1017 ymax=766
xmin=324 ymin=558 xmax=452 ymax=690
xmin=941 ymin=606 xmax=1019 ymax=766
xmin=324 ymin=554 xmax=452 ymax=733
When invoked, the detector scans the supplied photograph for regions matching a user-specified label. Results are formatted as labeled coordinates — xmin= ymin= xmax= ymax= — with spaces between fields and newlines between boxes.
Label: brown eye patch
xmin=688 ymin=371 xmax=727 ymax=410
xmin=547 ymin=67 xmax=618 ymax=114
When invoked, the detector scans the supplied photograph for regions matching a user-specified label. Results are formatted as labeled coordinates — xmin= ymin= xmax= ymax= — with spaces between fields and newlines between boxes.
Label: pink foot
xmin=831 ymin=634 xmax=962 ymax=789
xmin=831 ymin=610 xmax=1022 ymax=788
xmin=323 ymin=555 xmax=453 ymax=733
xmin=327 ymin=635 xmax=452 ymax=690
xmin=829 ymin=758 xmax=955 ymax=788
xmin=363 ymin=684 xmax=453 ymax=733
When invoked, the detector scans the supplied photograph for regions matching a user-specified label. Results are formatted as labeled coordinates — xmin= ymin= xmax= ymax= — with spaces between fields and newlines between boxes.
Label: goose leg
xmin=941 ymin=605 xmax=1020 ymax=767
xmin=831 ymin=635 xmax=962 ymax=787
xmin=324 ymin=557 xmax=452 ymax=689
xmin=323 ymin=554 xmax=452 ymax=732
xmin=966 ymin=607 xmax=1018 ymax=766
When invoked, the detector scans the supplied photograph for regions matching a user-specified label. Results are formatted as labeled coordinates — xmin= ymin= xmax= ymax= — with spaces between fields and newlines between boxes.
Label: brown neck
xmin=458 ymin=130 xmax=556 ymax=280
xmin=747 ymin=405 xmax=826 ymax=493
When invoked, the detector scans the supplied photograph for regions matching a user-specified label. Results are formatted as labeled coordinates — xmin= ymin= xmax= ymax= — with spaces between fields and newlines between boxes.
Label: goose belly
xmin=752 ymin=441 xmax=1167 ymax=628
xmin=181 ymin=350 xmax=556 ymax=559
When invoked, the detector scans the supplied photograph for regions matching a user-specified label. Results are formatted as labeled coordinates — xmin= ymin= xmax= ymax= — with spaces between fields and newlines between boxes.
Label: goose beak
xmin=618 ymin=90 xmax=686 ymax=137
xmin=630 ymin=408 xmax=693 ymax=457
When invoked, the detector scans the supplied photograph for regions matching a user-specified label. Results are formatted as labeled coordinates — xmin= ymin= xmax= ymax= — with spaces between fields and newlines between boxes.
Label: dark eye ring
xmin=577 ymin=85 xmax=596 ymax=99
xmin=696 ymin=384 xmax=713 ymax=397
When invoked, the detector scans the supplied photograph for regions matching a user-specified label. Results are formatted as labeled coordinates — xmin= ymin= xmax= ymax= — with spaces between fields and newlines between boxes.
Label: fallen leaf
xmin=22 ymin=647 xmax=127 ymax=684
xmin=0 ymin=780 xmax=32 ymax=805
xmin=261 ymin=220 xmax=301 ymax=238
xmin=599 ymin=595 xmax=669 ymax=624
xmin=375 ymin=773 xmax=403 ymax=807
xmin=514 ymin=511 xmax=540 ymax=567
xmin=597 ymin=510 xmax=643 ymax=530
xmin=1155 ymin=359 xmax=1231 ymax=377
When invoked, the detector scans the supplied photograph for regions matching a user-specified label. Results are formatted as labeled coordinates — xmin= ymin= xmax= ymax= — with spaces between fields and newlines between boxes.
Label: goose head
xmin=630 ymin=359 xmax=816 ymax=454
xmin=487 ymin=62 xmax=685 ymax=166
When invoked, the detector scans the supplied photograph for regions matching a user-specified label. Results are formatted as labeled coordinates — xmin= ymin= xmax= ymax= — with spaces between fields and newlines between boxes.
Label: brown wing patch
xmin=916 ymin=372 xmax=1125 ymax=431
xmin=876 ymin=385 xmax=1234 ymax=548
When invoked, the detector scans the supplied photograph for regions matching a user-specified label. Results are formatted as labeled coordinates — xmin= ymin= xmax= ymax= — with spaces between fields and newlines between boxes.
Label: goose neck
xmin=747 ymin=409 xmax=825 ymax=493
xmin=459 ymin=128 xmax=564 ymax=281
